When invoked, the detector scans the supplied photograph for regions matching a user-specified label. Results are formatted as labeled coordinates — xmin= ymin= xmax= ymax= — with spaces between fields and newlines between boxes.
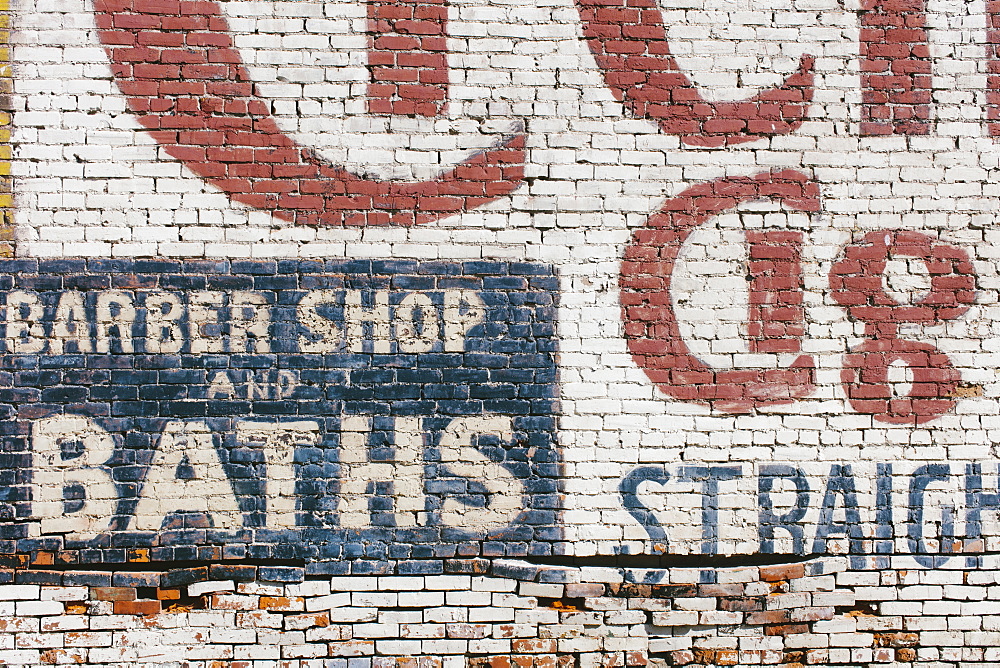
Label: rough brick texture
xmin=0 ymin=259 xmax=560 ymax=567
xmin=7 ymin=0 xmax=1000 ymax=663
xmin=1 ymin=558 xmax=999 ymax=666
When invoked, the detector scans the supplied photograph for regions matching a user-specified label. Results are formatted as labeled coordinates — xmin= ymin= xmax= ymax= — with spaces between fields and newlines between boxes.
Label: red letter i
xmin=368 ymin=0 xmax=450 ymax=117
xmin=860 ymin=0 xmax=932 ymax=135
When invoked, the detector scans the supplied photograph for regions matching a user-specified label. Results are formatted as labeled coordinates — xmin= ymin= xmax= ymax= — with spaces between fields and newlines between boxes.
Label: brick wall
xmin=5 ymin=0 xmax=1000 ymax=664
xmin=3 ymin=558 xmax=1000 ymax=666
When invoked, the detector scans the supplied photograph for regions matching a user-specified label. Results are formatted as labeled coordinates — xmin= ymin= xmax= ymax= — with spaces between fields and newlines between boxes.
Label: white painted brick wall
xmin=7 ymin=0 xmax=1000 ymax=662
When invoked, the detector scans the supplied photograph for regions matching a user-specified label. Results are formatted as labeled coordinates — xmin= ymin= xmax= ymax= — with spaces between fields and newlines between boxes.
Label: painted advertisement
xmin=0 ymin=260 xmax=560 ymax=568
xmin=5 ymin=0 xmax=1000 ymax=574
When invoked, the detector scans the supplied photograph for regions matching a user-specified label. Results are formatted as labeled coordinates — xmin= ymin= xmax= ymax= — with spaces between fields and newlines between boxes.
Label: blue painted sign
xmin=0 ymin=259 xmax=560 ymax=573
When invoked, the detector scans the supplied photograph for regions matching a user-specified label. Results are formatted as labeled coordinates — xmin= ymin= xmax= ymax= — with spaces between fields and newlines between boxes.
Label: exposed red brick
xmin=469 ymin=658 xmax=511 ymax=668
xmin=113 ymin=600 xmax=161 ymax=615
xmin=719 ymin=597 xmax=763 ymax=613
xmin=765 ymin=623 xmax=810 ymax=636
xmin=565 ymin=583 xmax=605 ymax=598
xmin=92 ymin=587 xmax=136 ymax=601
xmin=758 ymin=564 xmax=805 ymax=582
xmin=259 ymin=595 xmax=304 ymax=611
xmin=625 ymin=651 xmax=647 ymax=666
xmin=697 ymin=584 xmax=744 ymax=597
xmin=31 ymin=551 xmax=54 ymax=566
xmin=668 ymin=650 xmax=694 ymax=665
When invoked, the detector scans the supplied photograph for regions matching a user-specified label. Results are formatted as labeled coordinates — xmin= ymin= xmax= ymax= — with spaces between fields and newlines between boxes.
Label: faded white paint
xmin=28 ymin=414 xmax=525 ymax=535
xmin=132 ymin=421 xmax=242 ymax=531
xmin=439 ymin=415 xmax=524 ymax=530
xmin=50 ymin=291 xmax=91 ymax=354
xmin=30 ymin=415 xmax=116 ymax=540
xmin=339 ymin=415 xmax=426 ymax=528
xmin=229 ymin=291 xmax=271 ymax=354
xmin=5 ymin=291 xmax=45 ymax=354
xmin=144 ymin=292 xmax=185 ymax=355
xmin=95 ymin=290 xmax=135 ymax=354
xmin=236 ymin=420 xmax=322 ymax=529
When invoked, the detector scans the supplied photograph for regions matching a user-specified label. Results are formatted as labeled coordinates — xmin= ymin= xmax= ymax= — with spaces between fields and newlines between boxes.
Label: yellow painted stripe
xmin=0 ymin=0 xmax=11 ymax=256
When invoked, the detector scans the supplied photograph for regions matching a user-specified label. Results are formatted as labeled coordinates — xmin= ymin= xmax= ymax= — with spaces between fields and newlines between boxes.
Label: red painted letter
xmin=988 ymin=0 xmax=1000 ymax=137
xmin=860 ymin=0 xmax=932 ymax=135
xmin=575 ymin=0 xmax=815 ymax=147
xmin=830 ymin=230 xmax=976 ymax=424
xmin=746 ymin=231 xmax=807 ymax=355
xmin=93 ymin=0 xmax=524 ymax=227
xmin=368 ymin=0 xmax=449 ymax=117
xmin=620 ymin=171 xmax=819 ymax=413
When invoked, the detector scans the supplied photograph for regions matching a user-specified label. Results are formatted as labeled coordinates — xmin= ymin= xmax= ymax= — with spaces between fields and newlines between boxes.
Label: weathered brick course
xmin=7 ymin=0 xmax=1000 ymax=660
